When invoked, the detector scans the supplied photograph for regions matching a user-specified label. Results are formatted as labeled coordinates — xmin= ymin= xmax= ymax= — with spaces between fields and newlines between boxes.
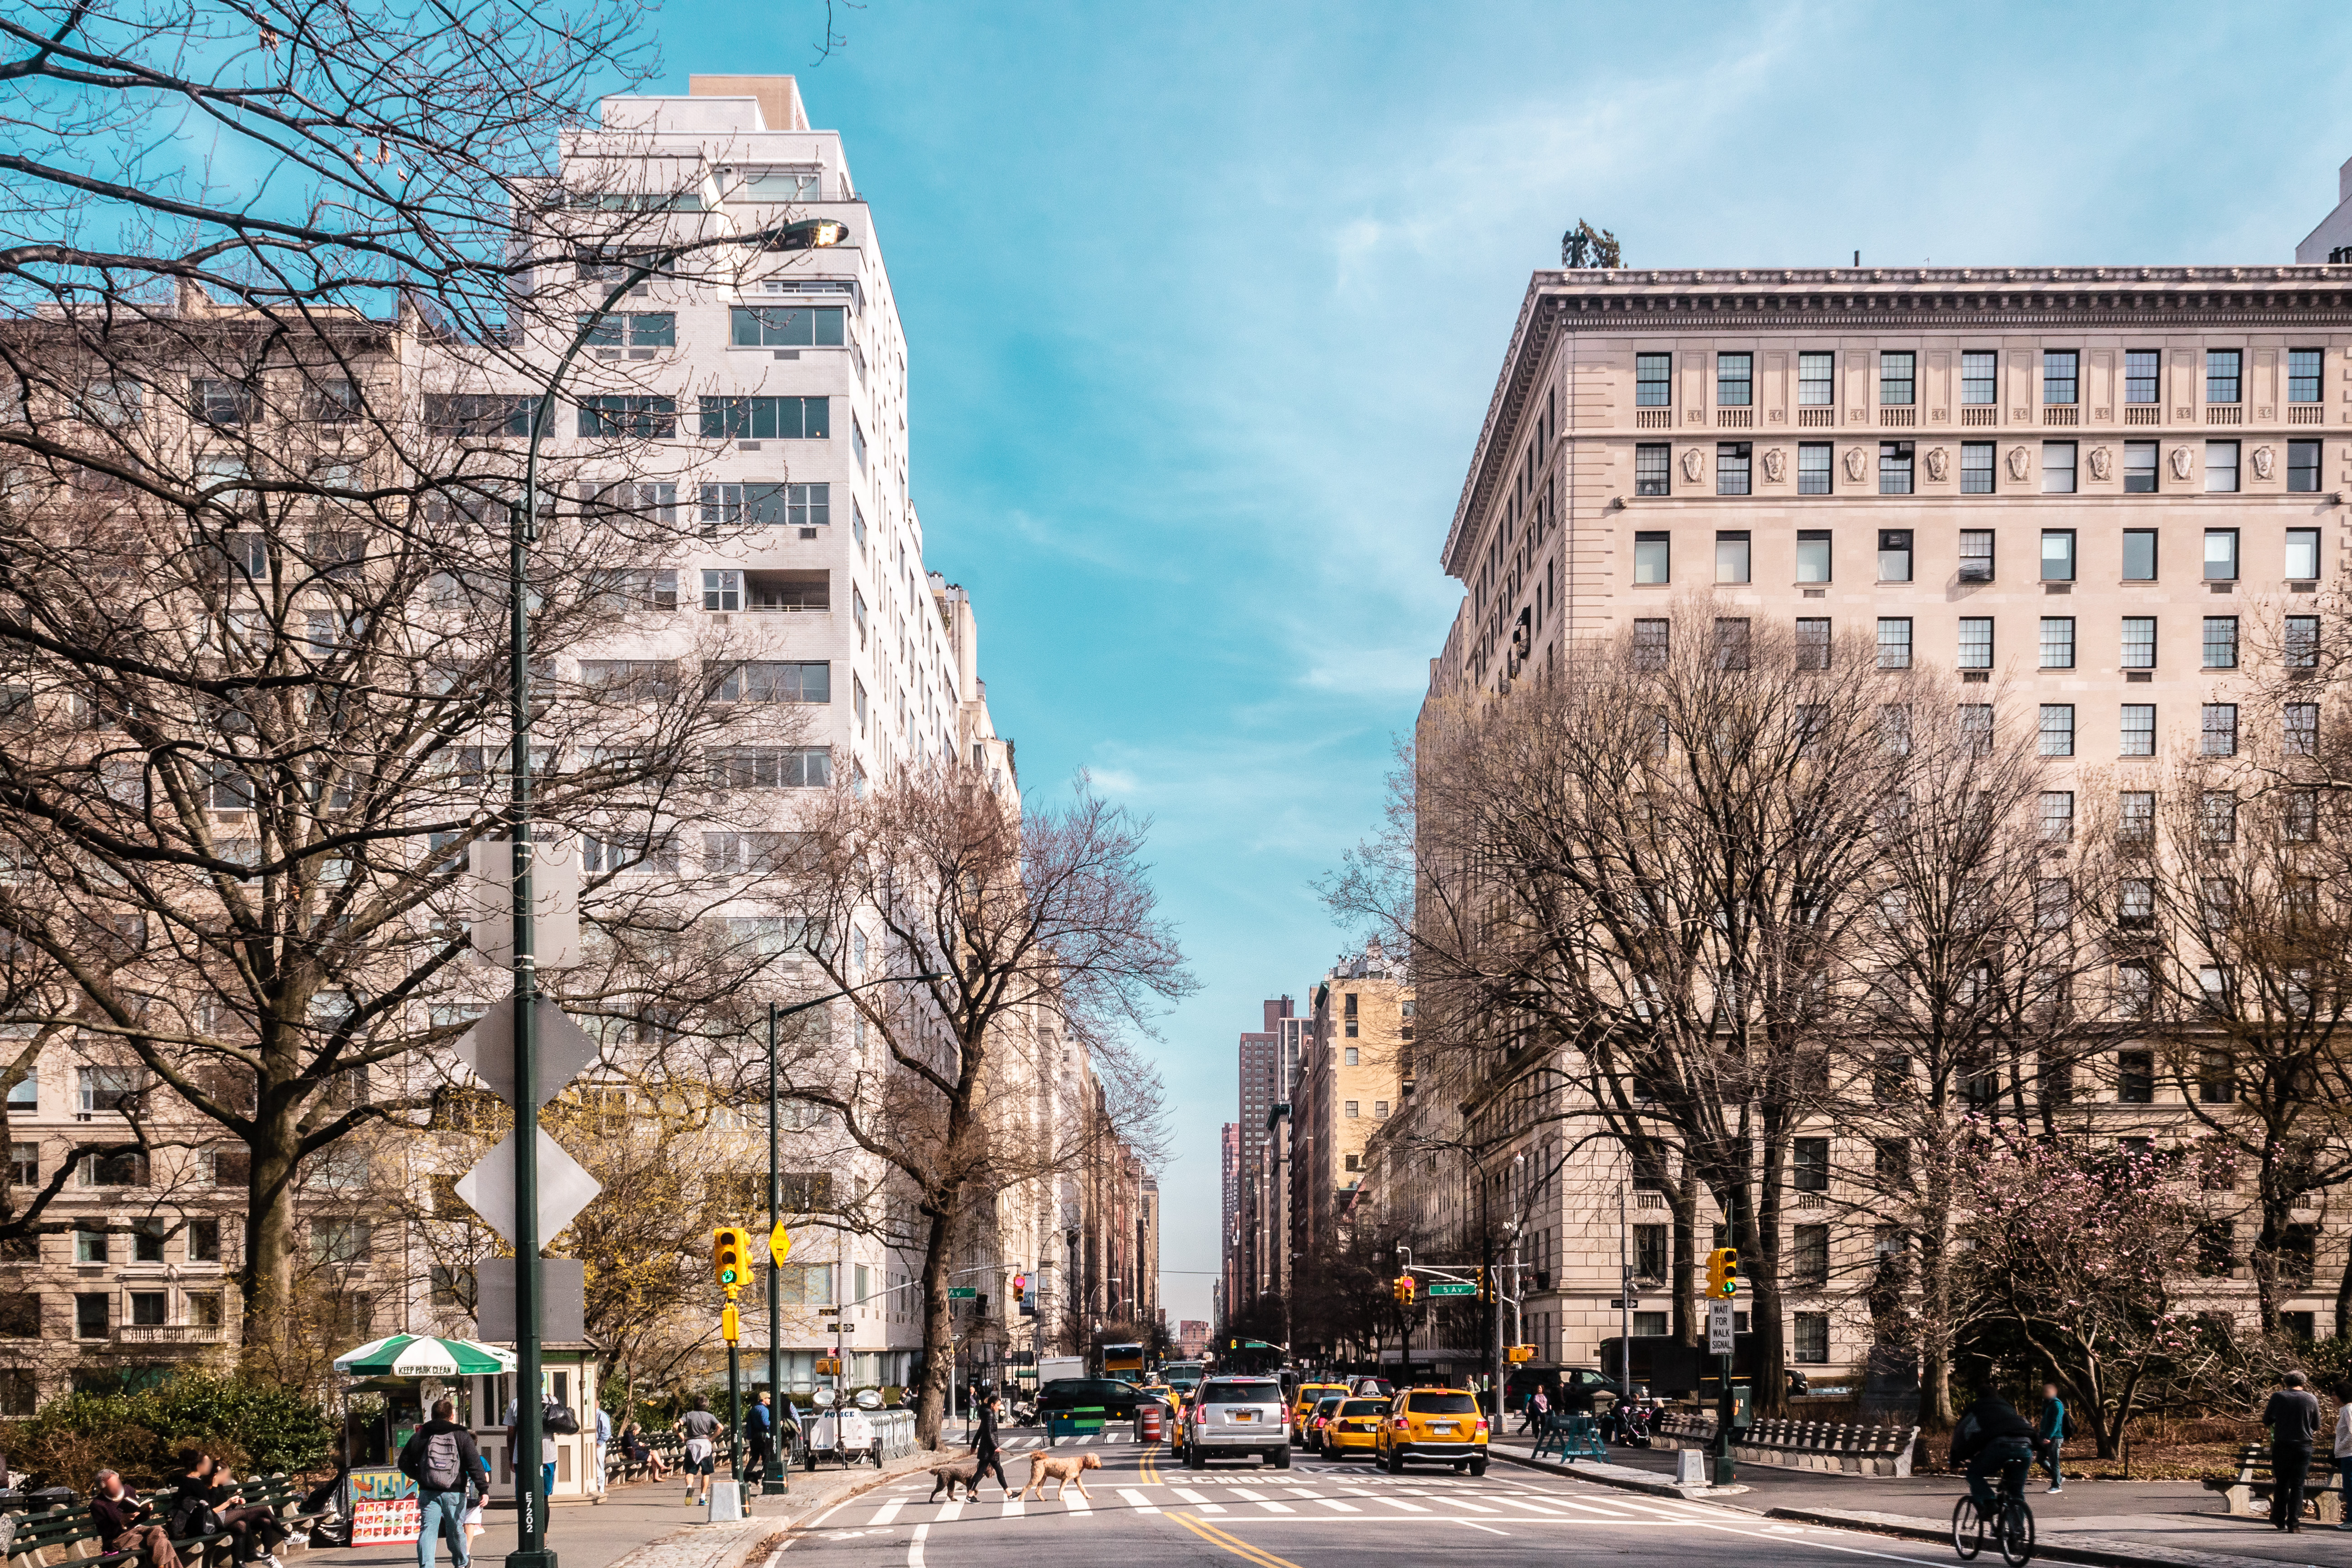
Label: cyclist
xmin=1953 ymin=1385 xmax=2038 ymax=1518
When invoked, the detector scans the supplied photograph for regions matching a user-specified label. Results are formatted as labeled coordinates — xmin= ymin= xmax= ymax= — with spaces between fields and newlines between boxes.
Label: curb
xmin=1492 ymin=1445 xmax=1752 ymax=1504
xmin=1763 ymin=1505 xmax=2313 ymax=1568
xmin=606 ymin=1452 xmax=941 ymax=1568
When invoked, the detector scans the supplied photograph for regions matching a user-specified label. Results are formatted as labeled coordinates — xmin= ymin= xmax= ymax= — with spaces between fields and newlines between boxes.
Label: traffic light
xmin=1507 ymin=1344 xmax=1536 ymax=1364
xmin=1392 ymin=1273 xmax=1416 ymax=1306
xmin=1012 ymin=1272 xmax=1027 ymax=1305
xmin=713 ymin=1226 xmax=750 ymax=1289
xmin=1476 ymin=1266 xmax=1495 ymax=1304
xmin=1705 ymin=1246 xmax=1739 ymax=1298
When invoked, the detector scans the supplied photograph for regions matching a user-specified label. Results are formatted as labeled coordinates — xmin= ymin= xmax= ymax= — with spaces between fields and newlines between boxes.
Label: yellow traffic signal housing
xmin=1476 ymin=1265 xmax=1495 ymax=1304
xmin=1012 ymin=1273 xmax=1027 ymax=1304
xmin=1392 ymin=1273 xmax=1417 ymax=1306
xmin=1705 ymin=1246 xmax=1740 ymax=1298
xmin=1507 ymin=1344 xmax=1536 ymax=1363
xmin=713 ymin=1225 xmax=751 ymax=1289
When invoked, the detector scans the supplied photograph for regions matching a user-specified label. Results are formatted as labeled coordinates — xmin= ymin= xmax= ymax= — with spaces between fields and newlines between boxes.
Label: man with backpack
xmin=2034 ymin=1381 xmax=2067 ymax=1494
xmin=399 ymin=1398 xmax=489 ymax=1568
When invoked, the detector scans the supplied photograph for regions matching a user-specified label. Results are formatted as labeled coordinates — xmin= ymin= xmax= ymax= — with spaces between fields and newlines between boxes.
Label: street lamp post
xmin=504 ymin=214 xmax=846 ymax=1568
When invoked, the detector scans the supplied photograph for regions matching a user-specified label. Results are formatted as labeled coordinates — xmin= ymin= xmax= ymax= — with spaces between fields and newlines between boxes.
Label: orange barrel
xmin=1138 ymin=1403 xmax=1164 ymax=1441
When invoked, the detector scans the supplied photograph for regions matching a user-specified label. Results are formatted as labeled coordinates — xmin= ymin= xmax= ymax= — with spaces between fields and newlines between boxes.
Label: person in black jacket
xmin=399 ymin=1399 xmax=491 ymax=1568
xmin=93 ymin=1469 xmax=182 ymax=1568
xmin=972 ymin=1392 xmax=1009 ymax=1496
xmin=2261 ymin=1370 xmax=2323 ymax=1533
xmin=1951 ymin=1389 xmax=2037 ymax=1515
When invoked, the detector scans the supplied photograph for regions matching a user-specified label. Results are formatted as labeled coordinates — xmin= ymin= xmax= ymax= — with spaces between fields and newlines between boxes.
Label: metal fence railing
xmin=873 ymin=1410 xmax=917 ymax=1460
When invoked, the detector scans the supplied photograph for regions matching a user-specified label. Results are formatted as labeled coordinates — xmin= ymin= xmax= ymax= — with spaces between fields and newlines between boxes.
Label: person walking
xmin=972 ymin=1392 xmax=1010 ymax=1497
xmin=745 ymin=1392 xmax=774 ymax=1485
xmin=1522 ymin=1386 xmax=1549 ymax=1436
xmin=2033 ymin=1381 xmax=2066 ymax=1494
xmin=2332 ymin=1382 xmax=2352 ymax=1531
xmin=399 ymin=1397 xmax=489 ymax=1568
xmin=93 ymin=1469 xmax=183 ymax=1568
xmin=676 ymin=1395 xmax=723 ymax=1507
xmin=2263 ymin=1370 xmax=2323 ymax=1533
xmin=593 ymin=1404 xmax=611 ymax=1493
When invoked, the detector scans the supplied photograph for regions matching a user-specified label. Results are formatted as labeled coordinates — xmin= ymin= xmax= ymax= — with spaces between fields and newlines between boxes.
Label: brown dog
xmin=926 ymin=1454 xmax=982 ymax=1501
xmin=1020 ymin=1450 xmax=1101 ymax=1500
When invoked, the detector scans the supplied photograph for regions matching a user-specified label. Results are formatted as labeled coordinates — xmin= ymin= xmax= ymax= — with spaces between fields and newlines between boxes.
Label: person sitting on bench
xmin=93 ymin=1469 xmax=182 ymax=1568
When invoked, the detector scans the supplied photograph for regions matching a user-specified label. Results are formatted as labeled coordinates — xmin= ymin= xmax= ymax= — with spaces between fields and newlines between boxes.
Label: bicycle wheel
xmin=1951 ymin=1496 xmax=1984 ymax=1560
xmin=1997 ymin=1499 xmax=2035 ymax=1567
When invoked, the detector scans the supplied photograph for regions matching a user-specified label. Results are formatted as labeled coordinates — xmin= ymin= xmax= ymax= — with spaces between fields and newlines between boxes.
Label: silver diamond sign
xmin=455 ymin=1128 xmax=602 ymax=1250
xmin=456 ymin=996 xmax=603 ymax=1109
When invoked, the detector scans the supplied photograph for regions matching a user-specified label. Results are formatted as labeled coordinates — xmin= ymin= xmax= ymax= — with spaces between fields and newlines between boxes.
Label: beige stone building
xmin=1411 ymin=261 xmax=2352 ymax=1384
xmin=1290 ymin=944 xmax=1411 ymax=1275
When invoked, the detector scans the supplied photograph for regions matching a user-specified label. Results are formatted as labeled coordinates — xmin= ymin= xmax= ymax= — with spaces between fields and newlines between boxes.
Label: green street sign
xmin=948 ymin=1286 xmax=977 ymax=1299
xmin=1426 ymin=1281 xmax=1477 ymax=1298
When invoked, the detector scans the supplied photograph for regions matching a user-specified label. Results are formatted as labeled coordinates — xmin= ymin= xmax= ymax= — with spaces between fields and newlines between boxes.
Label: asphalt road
xmin=772 ymin=1435 xmax=2001 ymax=1568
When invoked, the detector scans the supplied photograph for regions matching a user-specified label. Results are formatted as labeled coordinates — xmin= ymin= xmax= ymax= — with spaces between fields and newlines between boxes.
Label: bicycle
xmin=1951 ymin=1468 xmax=2036 ymax=1567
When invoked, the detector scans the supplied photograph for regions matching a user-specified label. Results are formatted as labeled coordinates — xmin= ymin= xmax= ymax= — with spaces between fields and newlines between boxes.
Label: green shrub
xmin=0 ymin=1372 xmax=333 ymax=1490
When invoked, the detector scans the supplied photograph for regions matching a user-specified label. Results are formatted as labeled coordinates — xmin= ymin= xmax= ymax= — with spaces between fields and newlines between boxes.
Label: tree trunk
xmin=2335 ymin=1237 xmax=2352 ymax=1340
xmin=239 ymin=1107 xmax=302 ymax=1373
xmin=2251 ymin=1192 xmax=2288 ymax=1334
xmin=1672 ymin=1173 xmax=1698 ymax=1345
xmin=916 ymin=1203 xmax=954 ymax=1449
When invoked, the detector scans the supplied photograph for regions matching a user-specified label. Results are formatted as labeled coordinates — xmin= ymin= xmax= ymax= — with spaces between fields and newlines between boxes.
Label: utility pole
xmin=764 ymin=1001 xmax=785 ymax=1494
xmin=1617 ymin=1184 xmax=1632 ymax=1403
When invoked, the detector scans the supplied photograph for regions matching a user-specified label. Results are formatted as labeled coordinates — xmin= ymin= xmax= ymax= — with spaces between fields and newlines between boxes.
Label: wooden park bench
xmin=1651 ymin=1411 xmax=1920 ymax=1479
xmin=606 ymin=1431 xmax=684 ymax=1486
xmin=1529 ymin=1411 xmax=1607 ymax=1463
xmin=0 ymin=1473 xmax=331 ymax=1568
xmin=2205 ymin=1444 xmax=2345 ymax=1526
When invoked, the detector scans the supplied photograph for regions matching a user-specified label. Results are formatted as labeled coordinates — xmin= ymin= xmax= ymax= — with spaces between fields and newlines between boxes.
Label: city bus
xmin=1102 ymin=1342 xmax=1147 ymax=1382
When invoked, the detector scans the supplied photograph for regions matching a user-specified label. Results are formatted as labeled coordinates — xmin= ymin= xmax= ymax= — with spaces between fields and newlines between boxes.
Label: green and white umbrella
xmin=333 ymin=1334 xmax=517 ymax=1379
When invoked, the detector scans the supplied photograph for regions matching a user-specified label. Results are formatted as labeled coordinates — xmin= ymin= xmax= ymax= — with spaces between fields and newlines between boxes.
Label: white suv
xmin=1181 ymin=1375 xmax=1291 ymax=1469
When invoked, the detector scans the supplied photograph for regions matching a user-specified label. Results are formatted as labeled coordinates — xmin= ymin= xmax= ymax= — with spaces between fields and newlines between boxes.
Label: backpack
xmin=2058 ymin=1406 xmax=2076 ymax=1441
xmin=422 ymin=1430 xmax=464 ymax=1493
xmin=542 ymin=1401 xmax=581 ymax=1435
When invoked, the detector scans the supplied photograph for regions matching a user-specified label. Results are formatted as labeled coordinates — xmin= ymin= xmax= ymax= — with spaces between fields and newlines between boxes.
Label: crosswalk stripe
xmin=936 ymin=1500 xmax=963 ymax=1522
xmin=1314 ymin=1499 xmax=1358 ymax=1513
xmin=1117 ymin=1489 xmax=1160 ymax=1514
xmin=1065 ymin=1492 xmax=1092 ymax=1514
xmin=908 ymin=1521 xmax=927 ymax=1568
xmin=1256 ymin=1500 xmax=1294 ymax=1513
xmin=869 ymin=1501 xmax=904 ymax=1526
xmin=1000 ymin=1499 xmax=1024 ymax=1518
xmin=1384 ymin=1498 xmax=1429 ymax=1512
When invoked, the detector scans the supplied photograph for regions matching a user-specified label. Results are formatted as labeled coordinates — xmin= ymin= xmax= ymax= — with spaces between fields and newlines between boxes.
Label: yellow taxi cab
xmin=1141 ymin=1382 xmax=1181 ymax=1417
xmin=1377 ymin=1386 xmax=1490 ymax=1475
xmin=1320 ymin=1396 xmax=1391 ymax=1460
xmin=1289 ymin=1382 xmax=1349 ymax=1446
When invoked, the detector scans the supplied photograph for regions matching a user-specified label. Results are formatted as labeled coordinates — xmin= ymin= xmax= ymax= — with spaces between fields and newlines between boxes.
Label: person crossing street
xmin=973 ymin=1391 xmax=1010 ymax=1496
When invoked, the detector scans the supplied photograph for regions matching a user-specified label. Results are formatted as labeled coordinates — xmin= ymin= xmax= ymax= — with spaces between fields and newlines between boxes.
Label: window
xmin=2288 ymin=444 xmax=2322 ymax=497
xmin=78 ymin=1151 xmax=145 ymax=1187
xmin=2038 ymin=617 xmax=2073 ymax=669
xmin=193 ymin=378 xmax=257 ymax=427
xmin=574 ymin=396 xmax=676 ymax=439
xmin=2206 ymin=349 xmax=2242 ymax=405
xmin=699 ymin=396 xmax=829 ymax=440
xmin=1717 ymin=443 xmax=1751 ymax=496
xmin=2199 ymin=1048 xmax=2237 ymax=1104
xmin=2119 ymin=789 xmax=2155 ymax=841
xmin=1631 ymin=1310 xmax=1670 ymax=1338
xmin=6 ymin=1143 xmax=29 ymax=1187
xmin=2111 ymin=442 xmax=2156 ymax=499
xmin=1879 ymin=441 xmax=1913 ymax=495
xmin=2038 ymin=704 xmax=2075 ymax=757
xmin=1877 ymin=618 xmax=1912 ymax=670
xmin=187 ymin=1220 xmax=220 ymax=1263
xmin=2287 ymin=526 xmax=2322 ymax=580
xmin=1795 ymin=619 xmax=1831 ymax=671
xmin=1798 ymin=352 xmax=1835 ymax=407
xmin=0 ymin=1295 xmax=35 ymax=1339
xmin=2287 ymin=789 xmax=2318 ymax=843
xmin=2102 ymin=621 xmax=2152 ymax=678
xmin=2116 ymin=960 xmax=2153 ymax=1019
xmin=1880 ymin=351 xmax=1915 ymax=406
xmin=2200 ymin=616 xmax=2240 ymax=669
xmin=1715 ymin=531 xmax=1751 ymax=583
xmin=133 ymin=1220 xmax=165 ymax=1263
xmin=706 ymin=749 xmax=832 ymax=789
xmin=74 ymin=1227 xmax=106 ymax=1264
xmin=1959 ymin=704 xmax=1993 ymax=755
xmin=728 ymin=305 xmax=847 ymax=347
xmin=2117 ymin=702 xmax=2158 ymax=760
xmin=1790 ymin=1224 xmax=1831 ymax=1286
xmin=1635 ymin=444 xmax=1671 ymax=496
xmin=1947 ymin=533 xmax=1994 ymax=588
xmin=1634 ymin=1225 xmax=1668 ymax=1281
xmin=424 ymin=393 xmax=534 ymax=437
xmin=1957 ymin=617 xmax=1993 ymax=670
xmin=78 ymin=1066 xmax=137 ymax=1114
xmin=1798 ymin=442 xmax=1833 ymax=495
xmin=2125 ymin=349 xmax=2161 ymax=405
xmin=2204 ymin=528 xmax=2239 ymax=580
xmin=1344 ymin=1101 xmax=1359 ymax=1118
xmin=1632 ymin=618 xmax=1669 ymax=668
xmin=1633 ymin=533 xmax=1670 ymax=584
xmin=1374 ymin=1101 xmax=1390 ymax=1118
xmin=2205 ymin=440 xmax=2239 ymax=493
xmin=2287 ymin=615 xmax=2320 ymax=668
xmin=711 ymin=661 xmax=831 ymax=703
xmin=2286 ymin=702 xmax=2319 ymax=756
xmin=2042 ymin=441 xmax=2076 ymax=494
xmin=2200 ymin=704 xmax=2238 ymax=757
xmin=1795 ymin=530 xmax=1831 ymax=582
xmin=2039 ymin=791 xmax=2074 ymax=842
xmin=1793 ymin=1137 xmax=1830 ymax=1192
xmin=74 ymin=1293 xmax=107 ymax=1340
xmin=8 ymin=1075 xmax=32 ymax=1115
xmin=1878 ymin=529 xmax=1913 ymax=583
xmin=1793 ymin=1313 xmax=1829 ymax=1363
xmin=310 ymin=1219 xmax=372 ymax=1263
xmin=2043 ymin=350 xmax=2079 ymax=407
xmin=1712 ymin=618 xmax=1751 ymax=670
xmin=2041 ymin=529 xmax=2075 ymax=581
xmin=1716 ymin=353 xmax=1752 ymax=407
xmin=1343 ymin=1047 xmax=1358 ymax=1066
xmin=1961 ymin=351 xmax=1998 ymax=406
xmin=701 ymin=569 xmax=740 ymax=612
xmin=2288 ymin=348 xmax=2324 ymax=404
xmin=2123 ymin=528 xmax=2158 ymax=580
xmin=1960 ymin=441 xmax=1994 ymax=494
xmin=1635 ymin=354 xmax=1672 ymax=407
xmin=2118 ymin=1050 xmax=2155 ymax=1104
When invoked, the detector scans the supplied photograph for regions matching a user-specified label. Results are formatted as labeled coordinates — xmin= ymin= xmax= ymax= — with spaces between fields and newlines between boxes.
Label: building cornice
xmin=1442 ymin=265 xmax=2352 ymax=577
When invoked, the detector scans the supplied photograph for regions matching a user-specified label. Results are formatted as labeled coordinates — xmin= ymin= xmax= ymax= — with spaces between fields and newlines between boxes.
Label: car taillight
xmin=1392 ymin=1418 xmax=1409 ymax=1431
xmin=1475 ymin=1421 xmax=1490 ymax=1436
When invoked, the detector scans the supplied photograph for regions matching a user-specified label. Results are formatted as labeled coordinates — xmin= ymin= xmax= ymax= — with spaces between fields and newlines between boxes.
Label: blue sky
xmin=647 ymin=0 xmax=2352 ymax=1323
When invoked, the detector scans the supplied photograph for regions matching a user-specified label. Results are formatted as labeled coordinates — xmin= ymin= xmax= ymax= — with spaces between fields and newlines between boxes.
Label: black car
xmin=1037 ymin=1377 xmax=1149 ymax=1419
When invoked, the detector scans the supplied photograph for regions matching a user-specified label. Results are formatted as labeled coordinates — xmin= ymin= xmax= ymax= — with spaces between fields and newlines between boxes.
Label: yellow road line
xmin=1168 ymin=1511 xmax=1304 ymax=1568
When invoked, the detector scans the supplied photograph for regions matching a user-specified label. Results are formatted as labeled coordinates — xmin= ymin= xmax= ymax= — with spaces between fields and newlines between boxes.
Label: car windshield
xmin=1340 ymin=1401 xmax=1386 ymax=1417
xmin=1314 ymin=1396 xmax=1344 ymax=1413
xmin=1409 ymin=1392 xmax=1480 ymax=1415
xmin=1200 ymin=1380 xmax=1278 ymax=1405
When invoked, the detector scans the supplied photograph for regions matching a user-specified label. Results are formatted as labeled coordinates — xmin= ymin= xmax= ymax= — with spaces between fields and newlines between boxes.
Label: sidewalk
xmin=1490 ymin=1434 xmax=2352 ymax=1568
xmin=331 ymin=1455 xmax=941 ymax=1568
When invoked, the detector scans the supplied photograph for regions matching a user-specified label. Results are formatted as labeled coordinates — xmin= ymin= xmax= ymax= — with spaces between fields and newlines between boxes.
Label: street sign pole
xmin=508 ymin=364 xmax=550 ymax=1568
xmin=764 ymin=1001 xmax=786 ymax=1493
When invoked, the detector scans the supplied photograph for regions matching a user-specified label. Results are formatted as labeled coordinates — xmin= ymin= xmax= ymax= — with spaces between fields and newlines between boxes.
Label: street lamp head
xmin=765 ymin=217 xmax=852 ymax=251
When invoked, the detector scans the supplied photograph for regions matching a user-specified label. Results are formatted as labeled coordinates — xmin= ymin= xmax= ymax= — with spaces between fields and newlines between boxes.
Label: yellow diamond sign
xmin=769 ymin=1222 xmax=793 ymax=1268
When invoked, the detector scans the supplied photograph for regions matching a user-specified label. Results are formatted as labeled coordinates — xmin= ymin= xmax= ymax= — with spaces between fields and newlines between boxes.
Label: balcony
xmin=745 ymin=571 xmax=829 ymax=613
xmin=113 ymin=1324 xmax=226 ymax=1347
xmin=1878 ymin=407 xmax=1916 ymax=428
xmin=2291 ymin=404 xmax=2326 ymax=424
xmin=2042 ymin=406 xmax=2079 ymax=426
xmin=2206 ymin=405 xmax=2243 ymax=425
xmin=2125 ymin=405 xmax=2162 ymax=425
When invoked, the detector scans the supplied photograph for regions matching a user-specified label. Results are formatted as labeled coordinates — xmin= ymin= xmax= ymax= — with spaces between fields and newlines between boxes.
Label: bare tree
xmin=773 ymin=769 xmax=1186 ymax=1445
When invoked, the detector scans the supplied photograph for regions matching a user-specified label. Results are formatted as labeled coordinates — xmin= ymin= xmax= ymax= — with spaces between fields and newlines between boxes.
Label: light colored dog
xmin=1020 ymin=1450 xmax=1101 ymax=1500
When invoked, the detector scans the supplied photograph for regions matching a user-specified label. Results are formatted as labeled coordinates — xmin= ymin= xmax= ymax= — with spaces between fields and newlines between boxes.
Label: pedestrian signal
xmin=815 ymin=1356 xmax=841 ymax=1376
xmin=1705 ymin=1246 xmax=1739 ymax=1298
xmin=713 ymin=1226 xmax=751 ymax=1289
xmin=1507 ymin=1344 xmax=1536 ymax=1363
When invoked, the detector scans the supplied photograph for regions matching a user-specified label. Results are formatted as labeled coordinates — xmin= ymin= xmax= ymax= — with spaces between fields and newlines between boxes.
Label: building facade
xmin=1290 ymin=944 xmax=1411 ymax=1275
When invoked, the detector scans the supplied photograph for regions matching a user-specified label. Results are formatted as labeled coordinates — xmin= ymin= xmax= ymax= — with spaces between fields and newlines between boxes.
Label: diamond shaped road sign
xmin=457 ymin=996 xmax=603 ymax=1110
xmin=455 ymin=1128 xmax=602 ymax=1249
